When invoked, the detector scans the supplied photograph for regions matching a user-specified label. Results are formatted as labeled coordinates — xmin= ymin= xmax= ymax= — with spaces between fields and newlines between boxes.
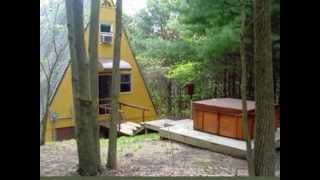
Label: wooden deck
xmin=99 ymin=120 xmax=144 ymax=136
xmin=143 ymin=119 xmax=191 ymax=131
xmin=144 ymin=119 xmax=280 ymax=159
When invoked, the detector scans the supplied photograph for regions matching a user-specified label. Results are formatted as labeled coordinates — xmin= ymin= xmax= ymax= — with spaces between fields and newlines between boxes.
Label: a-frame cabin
xmin=45 ymin=0 xmax=157 ymax=142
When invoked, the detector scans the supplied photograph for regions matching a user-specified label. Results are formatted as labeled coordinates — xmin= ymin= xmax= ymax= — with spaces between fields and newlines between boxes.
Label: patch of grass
xmin=45 ymin=133 xmax=160 ymax=154
xmin=100 ymin=133 xmax=160 ymax=151
xmin=45 ymin=139 xmax=76 ymax=146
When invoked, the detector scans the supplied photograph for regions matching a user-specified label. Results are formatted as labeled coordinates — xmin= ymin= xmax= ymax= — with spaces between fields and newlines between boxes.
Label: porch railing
xmin=119 ymin=101 xmax=150 ymax=123
xmin=98 ymin=99 xmax=150 ymax=132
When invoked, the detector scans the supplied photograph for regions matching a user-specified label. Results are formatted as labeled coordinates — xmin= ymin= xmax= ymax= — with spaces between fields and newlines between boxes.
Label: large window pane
xmin=120 ymin=83 xmax=131 ymax=92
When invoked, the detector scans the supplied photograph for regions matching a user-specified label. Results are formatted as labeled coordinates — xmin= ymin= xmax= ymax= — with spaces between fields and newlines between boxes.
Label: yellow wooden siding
xmin=45 ymin=5 xmax=157 ymax=142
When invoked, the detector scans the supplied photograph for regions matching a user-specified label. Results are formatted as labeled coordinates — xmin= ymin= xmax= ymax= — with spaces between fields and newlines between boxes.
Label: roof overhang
xmin=98 ymin=59 xmax=132 ymax=71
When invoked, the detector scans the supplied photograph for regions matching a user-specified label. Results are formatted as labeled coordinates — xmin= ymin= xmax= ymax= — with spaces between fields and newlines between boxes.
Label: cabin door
xmin=99 ymin=74 xmax=112 ymax=114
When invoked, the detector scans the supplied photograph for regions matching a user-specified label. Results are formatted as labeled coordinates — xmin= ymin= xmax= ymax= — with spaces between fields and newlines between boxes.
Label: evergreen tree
xmin=253 ymin=0 xmax=275 ymax=176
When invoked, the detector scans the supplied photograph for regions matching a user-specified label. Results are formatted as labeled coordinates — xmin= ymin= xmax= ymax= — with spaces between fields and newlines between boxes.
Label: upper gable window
xmin=100 ymin=24 xmax=112 ymax=44
xmin=100 ymin=24 xmax=112 ymax=33
xmin=101 ymin=0 xmax=112 ymax=8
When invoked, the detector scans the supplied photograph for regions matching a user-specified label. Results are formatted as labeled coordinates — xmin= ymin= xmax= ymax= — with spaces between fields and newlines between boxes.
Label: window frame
xmin=120 ymin=73 xmax=132 ymax=94
xmin=99 ymin=23 xmax=112 ymax=34
xmin=99 ymin=23 xmax=113 ymax=44
xmin=97 ymin=72 xmax=132 ymax=115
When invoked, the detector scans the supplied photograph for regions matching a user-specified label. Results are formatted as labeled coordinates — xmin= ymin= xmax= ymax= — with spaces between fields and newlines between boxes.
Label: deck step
xmin=99 ymin=120 xmax=145 ymax=136
xmin=118 ymin=121 xmax=144 ymax=136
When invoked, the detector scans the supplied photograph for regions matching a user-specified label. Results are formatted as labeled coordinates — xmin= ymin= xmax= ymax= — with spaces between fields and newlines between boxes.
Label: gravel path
xmin=40 ymin=137 xmax=279 ymax=176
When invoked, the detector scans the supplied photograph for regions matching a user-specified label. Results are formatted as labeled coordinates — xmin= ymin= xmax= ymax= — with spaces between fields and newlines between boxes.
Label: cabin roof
xmin=99 ymin=59 xmax=132 ymax=70
xmin=193 ymin=98 xmax=256 ymax=111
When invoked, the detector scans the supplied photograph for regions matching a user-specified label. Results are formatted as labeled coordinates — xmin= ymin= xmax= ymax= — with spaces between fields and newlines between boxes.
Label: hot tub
xmin=192 ymin=98 xmax=280 ymax=140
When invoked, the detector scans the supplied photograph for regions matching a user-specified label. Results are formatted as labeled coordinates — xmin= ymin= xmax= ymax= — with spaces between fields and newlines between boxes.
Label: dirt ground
xmin=40 ymin=135 xmax=280 ymax=176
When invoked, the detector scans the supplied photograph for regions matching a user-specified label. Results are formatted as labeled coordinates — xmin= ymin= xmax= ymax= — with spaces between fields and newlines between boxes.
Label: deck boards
xmin=145 ymin=119 xmax=280 ymax=159
xmin=99 ymin=120 xmax=144 ymax=136
xmin=143 ymin=119 xmax=190 ymax=131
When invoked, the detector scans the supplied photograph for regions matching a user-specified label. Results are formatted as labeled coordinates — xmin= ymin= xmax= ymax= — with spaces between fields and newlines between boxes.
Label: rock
xmin=124 ymin=153 xmax=133 ymax=158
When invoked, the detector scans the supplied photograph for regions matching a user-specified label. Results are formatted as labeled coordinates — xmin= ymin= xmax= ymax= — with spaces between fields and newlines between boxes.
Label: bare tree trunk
xmin=232 ymin=58 xmax=236 ymax=97
xmin=40 ymin=101 xmax=50 ymax=144
xmin=88 ymin=0 xmax=101 ymax=171
xmin=214 ymin=81 xmax=218 ymax=98
xmin=173 ymin=80 xmax=178 ymax=119
xmin=107 ymin=0 xmax=122 ymax=169
xmin=167 ymin=80 xmax=172 ymax=117
xmin=247 ymin=9 xmax=255 ymax=101
xmin=40 ymin=78 xmax=50 ymax=145
xmin=240 ymin=1 xmax=255 ymax=176
xmin=65 ymin=0 xmax=99 ymax=175
xmin=178 ymin=86 xmax=182 ymax=118
xmin=253 ymin=0 xmax=275 ymax=176
xmin=223 ymin=65 xmax=227 ymax=97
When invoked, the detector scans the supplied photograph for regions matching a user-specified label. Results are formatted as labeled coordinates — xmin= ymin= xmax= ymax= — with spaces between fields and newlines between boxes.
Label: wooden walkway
xmin=144 ymin=119 xmax=280 ymax=159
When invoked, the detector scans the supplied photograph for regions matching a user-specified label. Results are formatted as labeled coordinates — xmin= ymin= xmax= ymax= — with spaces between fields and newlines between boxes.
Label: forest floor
xmin=40 ymin=133 xmax=280 ymax=176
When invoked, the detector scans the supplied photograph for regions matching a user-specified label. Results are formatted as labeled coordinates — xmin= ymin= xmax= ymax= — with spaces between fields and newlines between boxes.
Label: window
xmin=120 ymin=74 xmax=131 ymax=92
xmin=101 ymin=0 xmax=111 ymax=7
xmin=100 ymin=24 xmax=111 ymax=33
xmin=98 ymin=75 xmax=111 ymax=114
xmin=100 ymin=24 xmax=113 ymax=44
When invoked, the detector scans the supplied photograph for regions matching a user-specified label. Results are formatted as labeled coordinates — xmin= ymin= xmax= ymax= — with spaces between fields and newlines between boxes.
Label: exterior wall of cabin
xmin=45 ymin=5 xmax=157 ymax=142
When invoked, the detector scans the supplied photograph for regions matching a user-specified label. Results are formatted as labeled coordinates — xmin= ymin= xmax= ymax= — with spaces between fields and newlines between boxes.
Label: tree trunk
xmin=40 ymin=103 xmax=49 ymax=145
xmin=40 ymin=77 xmax=51 ymax=145
xmin=232 ymin=58 xmax=236 ymax=97
xmin=247 ymin=9 xmax=255 ymax=101
xmin=223 ymin=63 xmax=227 ymax=97
xmin=173 ymin=81 xmax=178 ymax=119
xmin=65 ymin=0 xmax=99 ymax=175
xmin=240 ymin=1 xmax=255 ymax=176
xmin=88 ymin=0 xmax=101 ymax=171
xmin=253 ymin=0 xmax=275 ymax=176
xmin=273 ymin=62 xmax=277 ymax=103
xmin=214 ymin=80 xmax=218 ymax=98
xmin=107 ymin=0 xmax=122 ymax=169
xmin=167 ymin=80 xmax=172 ymax=117
xmin=178 ymin=86 xmax=183 ymax=118
xmin=40 ymin=80 xmax=50 ymax=145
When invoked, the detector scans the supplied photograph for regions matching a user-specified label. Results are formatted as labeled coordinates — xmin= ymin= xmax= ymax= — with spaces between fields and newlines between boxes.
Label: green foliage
xmin=123 ymin=0 xmax=280 ymax=118
xmin=166 ymin=62 xmax=198 ymax=85
xmin=196 ymin=23 xmax=240 ymax=60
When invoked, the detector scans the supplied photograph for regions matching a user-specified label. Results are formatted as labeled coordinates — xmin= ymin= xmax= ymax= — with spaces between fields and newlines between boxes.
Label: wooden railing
xmin=119 ymin=101 xmax=150 ymax=123
xmin=99 ymin=99 xmax=150 ymax=132
xmin=119 ymin=101 xmax=150 ymax=134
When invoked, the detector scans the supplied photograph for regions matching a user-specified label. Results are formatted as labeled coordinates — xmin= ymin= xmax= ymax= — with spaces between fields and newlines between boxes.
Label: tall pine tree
xmin=240 ymin=0 xmax=255 ymax=176
xmin=253 ymin=0 xmax=275 ymax=176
